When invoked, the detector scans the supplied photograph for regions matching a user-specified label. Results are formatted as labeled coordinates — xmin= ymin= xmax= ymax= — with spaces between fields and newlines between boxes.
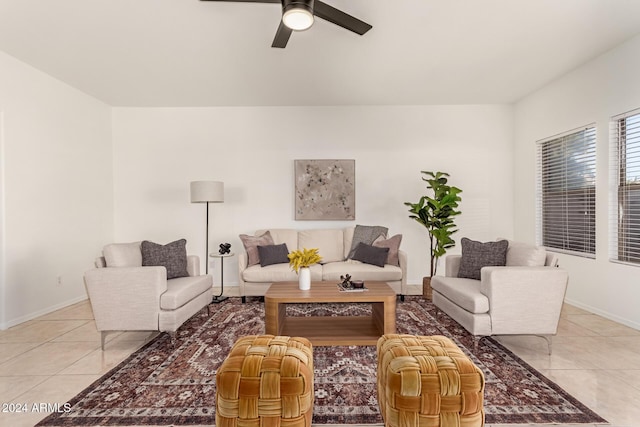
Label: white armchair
xmin=431 ymin=246 xmax=568 ymax=354
xmin=84 ymin=242 xmax=213 ymax=350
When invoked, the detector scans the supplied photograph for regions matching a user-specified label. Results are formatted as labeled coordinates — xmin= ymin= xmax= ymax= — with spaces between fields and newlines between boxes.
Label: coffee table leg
xmin=372 ymin=299 xmax=396 ymax=335
xmin=265 ymin=301 xmax=287 ymax=335
xmin=278 ymin=303 xmax=287 ymax=335
xmin=265 ymin=298 xmax=282 ymax=335
xmin=384 ymin=298 xmax=396 ymax=334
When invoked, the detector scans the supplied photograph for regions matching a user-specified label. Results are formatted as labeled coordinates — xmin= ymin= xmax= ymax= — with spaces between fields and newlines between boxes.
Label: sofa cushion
xmin=352 ymin=243 xmax=389 ymax=267
xmin=141 ymin=239 xmax=189 ymax=279
xmin=373 ymin=234 xmax=402 ymax=266
xmin=322 ymin=261 xmax=402 ymax=282
xmin=431 ymin=276 xmax=489 ymax=314
xmin=458 ymin=238 xmax=508 ymax=280
xmin=506 ymin=240 xmax=546 ymax=266
xmin=299 ymin=229 xmax=344 ymax=263
xmin=103 ymin=242 xmax=142 ymax=267
xmin=160 ymin=275 xmax=212 ymax=310
xmin=240 ymin=231 xmax=274 ymax=267
xmin=348 ymin=225 xmax=388 ymax=259
xmin=242 ymin=263 xmax=323 ymax=283
xmin=258 ymin=244 xmax=290 ymax=267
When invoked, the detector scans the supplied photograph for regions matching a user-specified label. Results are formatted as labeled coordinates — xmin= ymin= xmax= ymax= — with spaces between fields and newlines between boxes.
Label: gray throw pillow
xmin=239 ymin=231 xmax=274 ymax=267
xmin=257 ymin=244 xmax=290 ymax=267
xmin=141 ymin=239 xmax=189 ymax=279
xmin=352 ymin=242 xmax=390 ymax=267
xmin=457 ymin=238 xmax=508 ymax=280
xmin=348 ymin=225 xmax=388 ymax=259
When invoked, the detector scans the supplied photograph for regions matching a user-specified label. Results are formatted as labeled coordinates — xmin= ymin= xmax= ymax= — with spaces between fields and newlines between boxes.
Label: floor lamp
xmin=190 ymin=180 xmax=224 ymax=278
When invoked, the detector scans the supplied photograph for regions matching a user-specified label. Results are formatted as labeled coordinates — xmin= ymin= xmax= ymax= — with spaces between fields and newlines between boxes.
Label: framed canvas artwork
xmin=294 ymin=159 xmax=355 ymax=220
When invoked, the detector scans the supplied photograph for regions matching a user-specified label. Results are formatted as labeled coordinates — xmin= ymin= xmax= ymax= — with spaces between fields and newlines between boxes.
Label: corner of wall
xmin=0 ymin=111 xmax=6 ymax=329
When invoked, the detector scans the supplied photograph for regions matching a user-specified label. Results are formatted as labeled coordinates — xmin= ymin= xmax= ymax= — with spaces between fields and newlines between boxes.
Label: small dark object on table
xmin=339 ymin=274 xmax=364 ymax=289
xmin=219 ymin=243 xmax=231 ymax=255
xmin=340 ymin=274 xmax=352 ymax=288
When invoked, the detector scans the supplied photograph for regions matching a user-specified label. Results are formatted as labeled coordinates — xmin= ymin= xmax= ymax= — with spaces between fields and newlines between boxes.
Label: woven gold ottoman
xmin=377 ymin=334 xmax=485 ymax=427
xmin=216 ymin=335 xmax=314 ymax=427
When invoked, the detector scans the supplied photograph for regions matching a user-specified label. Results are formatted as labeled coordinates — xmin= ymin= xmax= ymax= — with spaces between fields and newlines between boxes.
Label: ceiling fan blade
xmin=272 ymin=21 xmax=293 ymax=48
xmin=313 ymin=0 xmax=372 ymax=35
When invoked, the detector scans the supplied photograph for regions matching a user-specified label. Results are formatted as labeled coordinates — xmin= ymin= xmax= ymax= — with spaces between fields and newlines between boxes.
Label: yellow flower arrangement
xmin=288 ymin=248 xmax=322 ymax=273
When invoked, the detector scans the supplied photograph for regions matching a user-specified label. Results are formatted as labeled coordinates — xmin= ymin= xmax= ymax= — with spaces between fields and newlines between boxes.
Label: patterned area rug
xmin=38 ymin=297 xmax=606 ymax=426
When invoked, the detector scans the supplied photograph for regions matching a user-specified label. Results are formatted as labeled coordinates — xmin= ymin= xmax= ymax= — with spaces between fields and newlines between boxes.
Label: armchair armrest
xmin=84 ymin=266 xmax=168 ymax=332
xmin=480 ymin=266 xmax=568 ymax=335
xmin=444 ymin=255 xmax=461 ymax=277
xmin=187 ymin=255 xmax=201 ymax=276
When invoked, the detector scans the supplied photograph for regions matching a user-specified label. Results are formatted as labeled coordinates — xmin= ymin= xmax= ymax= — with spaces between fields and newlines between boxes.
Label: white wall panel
xmin=514 ymin=34 xmax=640 ymax=329
xmin=112 ymin=105 xmax=514 ymax=285
xmin=0 ymin=52 xmax=112 ymax=328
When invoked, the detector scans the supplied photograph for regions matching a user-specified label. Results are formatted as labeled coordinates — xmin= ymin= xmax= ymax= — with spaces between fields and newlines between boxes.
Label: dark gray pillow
xmin=348 ymin=225 xmax=388 ymax=259
xmin=457 ymin=238 xmax=508 ymax=280
xmin=141 ymin=239 xmax=189 ymax=279
xmin=257 ymin=244 xmax=290 ymax=267
xmin=352 ymin=242 xmax=389 ymax=267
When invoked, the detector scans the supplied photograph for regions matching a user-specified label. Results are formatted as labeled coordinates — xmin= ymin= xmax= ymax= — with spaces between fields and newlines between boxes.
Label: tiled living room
xmin=2 ymin=293 xmax=640 ymax=426
xmin=2 ymin=1 xmax=640 ymax=427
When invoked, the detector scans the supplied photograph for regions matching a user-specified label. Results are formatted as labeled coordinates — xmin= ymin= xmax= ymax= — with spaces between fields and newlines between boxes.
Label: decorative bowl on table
xmin=351 ymin=280 xmax=364 ymax=289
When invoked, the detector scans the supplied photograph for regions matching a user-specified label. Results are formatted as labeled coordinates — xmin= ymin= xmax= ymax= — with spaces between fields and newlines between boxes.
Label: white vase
xmin=298 ymin=267 xmax=311 ymax=290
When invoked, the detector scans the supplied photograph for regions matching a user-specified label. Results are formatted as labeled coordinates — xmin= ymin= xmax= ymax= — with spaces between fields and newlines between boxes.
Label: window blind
xmin=610 ymin=108 xmax=640 ymax=265
xmin=536 ymin=126 xmax=596 ymax=256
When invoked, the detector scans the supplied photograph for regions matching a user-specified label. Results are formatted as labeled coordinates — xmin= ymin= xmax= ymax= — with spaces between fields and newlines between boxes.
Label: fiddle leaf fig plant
xmin=404 ymin=171 xmax=462 ymax=277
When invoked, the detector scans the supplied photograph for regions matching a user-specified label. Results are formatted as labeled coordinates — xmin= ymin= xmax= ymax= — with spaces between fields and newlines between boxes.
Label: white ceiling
xmin=1 ymin=0 xmax=640 ymax=107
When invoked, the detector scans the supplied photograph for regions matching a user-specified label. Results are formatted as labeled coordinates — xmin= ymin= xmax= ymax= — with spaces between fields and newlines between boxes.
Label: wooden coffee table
xmin=264 ymin=281 xmax=396 ymax=346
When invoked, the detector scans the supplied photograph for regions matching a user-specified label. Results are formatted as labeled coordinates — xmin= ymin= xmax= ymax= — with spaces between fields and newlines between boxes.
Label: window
xmin=536 ymin=126 xmax=596 ymax=256
xmin=611 ymin=109 xmax=640 ymax=264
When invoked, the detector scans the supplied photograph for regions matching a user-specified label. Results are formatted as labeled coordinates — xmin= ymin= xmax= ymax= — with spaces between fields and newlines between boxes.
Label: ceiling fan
xmin=200 ymin=0 xmax=372 ymax=48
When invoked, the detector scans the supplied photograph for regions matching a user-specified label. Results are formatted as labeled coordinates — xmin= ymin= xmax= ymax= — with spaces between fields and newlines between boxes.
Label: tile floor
xmin=0 ymin=285 xmax=639 ymax=427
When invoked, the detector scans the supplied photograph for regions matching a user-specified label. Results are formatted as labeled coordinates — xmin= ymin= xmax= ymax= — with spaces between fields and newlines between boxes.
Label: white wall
xmin=112 ymin=105 xmax=514 ymax=286
xmin=0 ymin=52 xmax=113 ymax=329
xmin=514 ymin=34 xmax=640 ymax=329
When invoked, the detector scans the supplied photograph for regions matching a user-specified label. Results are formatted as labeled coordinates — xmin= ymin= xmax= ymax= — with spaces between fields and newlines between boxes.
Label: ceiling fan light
xmin=282 ymin=0 xmax=314 ymax=31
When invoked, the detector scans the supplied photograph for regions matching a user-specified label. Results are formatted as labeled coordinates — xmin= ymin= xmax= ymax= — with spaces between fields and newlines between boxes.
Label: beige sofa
xmin=239 ymin=227 xmax=407 ymax=301
xmin=431 ymin=240 xmax=568 ymax=353
xmin=84 ymin=241 xmax=212 ymax=350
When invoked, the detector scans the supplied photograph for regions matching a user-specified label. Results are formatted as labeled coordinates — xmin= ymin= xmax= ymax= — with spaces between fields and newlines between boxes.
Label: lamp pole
xmin=190 ymin=181 xmax=224 ymax=276
xmin=205 ymin=201 xmax=210 ymax=274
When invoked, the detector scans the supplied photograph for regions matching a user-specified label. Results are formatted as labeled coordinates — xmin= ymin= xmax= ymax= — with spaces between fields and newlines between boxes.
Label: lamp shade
xmin=190 ymin=181 xmax=224 ymax=203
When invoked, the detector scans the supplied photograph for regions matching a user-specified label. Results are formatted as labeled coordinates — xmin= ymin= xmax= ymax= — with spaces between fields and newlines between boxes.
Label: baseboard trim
xmin=0 ymin=295 xmax=89 ymax=330
xmin=564 ymin=297 xmax=640 ymax=331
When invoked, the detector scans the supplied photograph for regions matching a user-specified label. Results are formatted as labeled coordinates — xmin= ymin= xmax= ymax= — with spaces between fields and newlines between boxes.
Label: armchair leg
xmin=241 ymin=296 xmax=246 ymax=304
xmin=168 ymin=331 xmax=178 ymax=347
xmin=399 ymin=294 xmax=405 ymax=302
xmin=101 ymin=331 xmax=108 ymax=351
xmin=540 ymin=335 xmax=553 ymax=355
xmin=472 ymin=335 xmax=483 ymax=353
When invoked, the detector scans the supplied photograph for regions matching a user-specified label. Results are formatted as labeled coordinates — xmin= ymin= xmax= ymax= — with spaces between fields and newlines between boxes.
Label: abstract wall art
xmin=294 ymin=159 xmax=355 ymax=220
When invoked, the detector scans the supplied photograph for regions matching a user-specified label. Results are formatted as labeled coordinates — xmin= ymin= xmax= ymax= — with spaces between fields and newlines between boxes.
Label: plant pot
xmin=298 ymin=267 xmax=311 ymax=290
xmin=423 ymin=276 xmax=432 ymax=301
